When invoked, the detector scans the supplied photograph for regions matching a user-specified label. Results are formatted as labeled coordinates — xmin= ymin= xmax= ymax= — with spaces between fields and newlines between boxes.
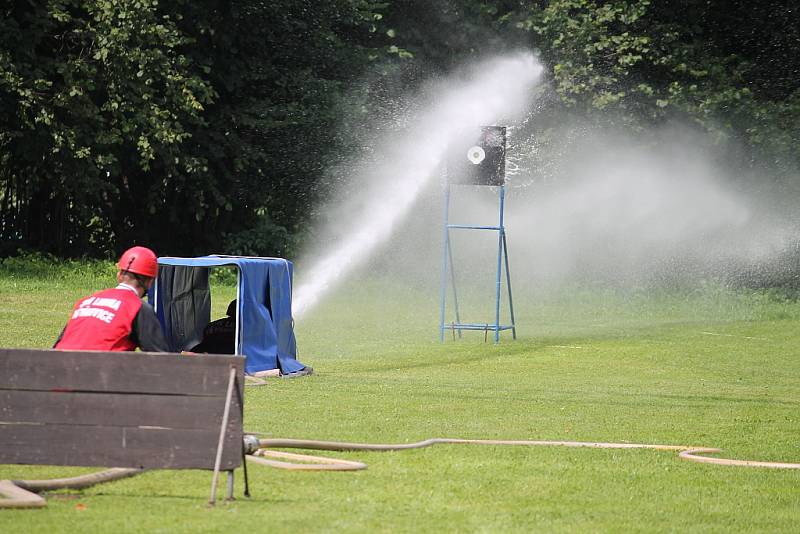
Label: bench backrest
xmin=0 ymin=349 xmax=244 ymax=470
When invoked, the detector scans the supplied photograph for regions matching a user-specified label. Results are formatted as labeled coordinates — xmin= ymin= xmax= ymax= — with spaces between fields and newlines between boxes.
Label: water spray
xmin=292 ymin=52 xmax=544 ymax=319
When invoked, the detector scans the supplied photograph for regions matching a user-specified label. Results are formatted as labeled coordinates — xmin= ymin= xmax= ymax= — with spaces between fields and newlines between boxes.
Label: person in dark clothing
xmin=54 ymin=246 xmax=169 ymax=352
xmin=188 ymin=298 xmax=313 ymax=378
xmin=190 ymin=299 xmax=237 ymax=354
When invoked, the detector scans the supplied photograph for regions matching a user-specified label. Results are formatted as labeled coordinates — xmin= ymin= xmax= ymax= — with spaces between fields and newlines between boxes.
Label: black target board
xmin=447 ymin=126 xmax=506 ymax=186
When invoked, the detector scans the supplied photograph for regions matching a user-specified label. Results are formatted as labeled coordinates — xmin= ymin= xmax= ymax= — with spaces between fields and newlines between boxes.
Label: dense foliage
xmin=514 ymin=0 xmax=800 ymax=170
xmin=1 ymin=1 xmax=797 ymax=259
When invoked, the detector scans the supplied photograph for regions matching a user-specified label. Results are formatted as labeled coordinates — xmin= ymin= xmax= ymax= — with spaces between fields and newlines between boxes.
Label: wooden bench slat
xmin=0 ymin=423 xmax=242 ymax=470
xmin=0 ymin=349 xmax=245 ymax=396
xmin=0 ymin=390 xmax=242 ymax=430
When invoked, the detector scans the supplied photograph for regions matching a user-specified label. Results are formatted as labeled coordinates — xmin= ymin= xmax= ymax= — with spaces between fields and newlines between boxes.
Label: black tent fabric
xmin=155 ymin=264 xmax=211 ymax=353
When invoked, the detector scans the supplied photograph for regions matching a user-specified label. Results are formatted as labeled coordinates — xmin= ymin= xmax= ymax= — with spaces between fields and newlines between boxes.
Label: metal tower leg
xmin=439 ymin=185 xmax=451 ymax=342
xmin=447 ymin=236 xmax=462 ymax=338
xmin=493 ymin=186 xmax=506 ymax=343
xmin=502 ymin=232 xmax=516 ymax=339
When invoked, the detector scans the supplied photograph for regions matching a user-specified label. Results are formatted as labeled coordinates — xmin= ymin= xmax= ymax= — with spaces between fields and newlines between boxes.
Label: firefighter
xmin=54 ymin=246 xmax=169 ymax=352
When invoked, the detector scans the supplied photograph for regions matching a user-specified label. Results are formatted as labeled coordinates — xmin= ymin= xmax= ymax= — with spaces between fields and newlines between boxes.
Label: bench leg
xmin=209 ymin=366 xmax=237 ymax=505
xmin=226 ymin=470 xmax=235 ymax=501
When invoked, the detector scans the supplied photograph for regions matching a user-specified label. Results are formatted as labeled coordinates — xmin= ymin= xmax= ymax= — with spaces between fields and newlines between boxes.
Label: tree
xmin=506 ymin=0 xmax=799 ymax=170
xmin=171 ymin=0 xmax=386 ymax=257
xmin=0 ymin=0 xmax=213 ymax=256
xmin=3 ymin=1 xmax=797 ymax=258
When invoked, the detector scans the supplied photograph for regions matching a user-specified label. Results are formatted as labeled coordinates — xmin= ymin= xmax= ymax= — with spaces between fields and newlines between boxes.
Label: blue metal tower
xmin=439 ymin=126 xmax=516 ymax=343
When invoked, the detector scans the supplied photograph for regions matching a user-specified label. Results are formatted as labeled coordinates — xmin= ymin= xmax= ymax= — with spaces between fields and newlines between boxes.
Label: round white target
xmin=467 ymin=146 xmax=485 ymax=165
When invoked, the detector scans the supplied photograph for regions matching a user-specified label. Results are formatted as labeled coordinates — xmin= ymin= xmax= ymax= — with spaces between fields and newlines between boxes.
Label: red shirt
xmin=55 ymin=285 xmax=144 ymax=351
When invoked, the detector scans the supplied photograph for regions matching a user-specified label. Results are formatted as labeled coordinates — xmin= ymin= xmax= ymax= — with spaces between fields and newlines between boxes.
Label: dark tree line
xmin=1 ymin=1 xmax=797 ymax=259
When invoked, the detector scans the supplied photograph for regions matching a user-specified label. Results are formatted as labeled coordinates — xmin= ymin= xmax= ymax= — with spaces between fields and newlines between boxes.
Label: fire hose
xmin=0 ymin=468 xmax=143 ymax=509
xmin=2 ymin=435 xmax=799 ymax=508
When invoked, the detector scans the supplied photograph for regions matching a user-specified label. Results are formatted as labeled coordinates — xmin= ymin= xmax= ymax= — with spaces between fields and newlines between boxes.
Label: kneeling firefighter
xmin=54 ymin=246 xmax=169 ymax=352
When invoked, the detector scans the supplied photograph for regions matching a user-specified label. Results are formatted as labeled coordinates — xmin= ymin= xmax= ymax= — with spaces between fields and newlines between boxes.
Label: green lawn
xmin=1 ymin=262 xmax=799 ymax=532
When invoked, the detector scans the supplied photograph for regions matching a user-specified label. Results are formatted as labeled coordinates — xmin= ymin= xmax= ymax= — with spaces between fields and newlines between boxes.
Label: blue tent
xmin=149 ymin=255 xmax=306 ymax=375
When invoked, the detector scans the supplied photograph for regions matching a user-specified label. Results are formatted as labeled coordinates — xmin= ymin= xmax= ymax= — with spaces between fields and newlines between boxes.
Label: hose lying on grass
xmin=0 ymin=468 xmax=143 ymax=509
xmin=248 ymin=437 xmax=800 ymax=471
xmin=3 ymin=437 xmax=799 ymax=508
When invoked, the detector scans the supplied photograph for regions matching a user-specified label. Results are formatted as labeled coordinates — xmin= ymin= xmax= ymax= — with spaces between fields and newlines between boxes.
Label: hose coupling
xmin=243 ymin=434 xmax=261 ymax=455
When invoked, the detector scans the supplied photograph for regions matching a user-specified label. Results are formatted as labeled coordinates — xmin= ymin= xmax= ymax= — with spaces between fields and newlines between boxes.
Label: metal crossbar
xmin=446 ymin=224 xmax=503 ymax=230
xmin=441 ymin=323 xmax=515 ymax=331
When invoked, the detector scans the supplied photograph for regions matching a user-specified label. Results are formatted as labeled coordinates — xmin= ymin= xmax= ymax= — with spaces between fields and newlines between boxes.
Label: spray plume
xmin=292 ymin=52 xmax=544 ymax=319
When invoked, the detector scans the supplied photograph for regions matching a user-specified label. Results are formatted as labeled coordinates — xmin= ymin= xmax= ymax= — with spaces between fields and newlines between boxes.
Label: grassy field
xmin=1 ymin=257 xmax=799 ymax=532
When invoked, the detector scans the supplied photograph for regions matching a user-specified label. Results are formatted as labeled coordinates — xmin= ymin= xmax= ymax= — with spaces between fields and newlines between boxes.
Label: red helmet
xmin=117 ymin=246 xmax=158 ymax=278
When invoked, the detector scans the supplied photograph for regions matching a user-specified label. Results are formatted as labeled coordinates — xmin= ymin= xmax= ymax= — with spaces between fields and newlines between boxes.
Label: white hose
xmin=0 ymin=468 xmax=144 ymax=509
xmin=250 ymin=437 xmax=800 ymax=471
xmin=4 ymin=435 xmax=797 ymax=509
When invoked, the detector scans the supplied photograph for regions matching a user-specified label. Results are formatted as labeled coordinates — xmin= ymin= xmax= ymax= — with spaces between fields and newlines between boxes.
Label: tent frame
xmin=151 ymin=255 xmax=303 ymax=375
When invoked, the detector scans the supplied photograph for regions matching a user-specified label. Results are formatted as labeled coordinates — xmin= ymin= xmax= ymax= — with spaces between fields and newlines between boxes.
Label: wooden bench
xmin=0 ymin=348 xmax=245 ymax=505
